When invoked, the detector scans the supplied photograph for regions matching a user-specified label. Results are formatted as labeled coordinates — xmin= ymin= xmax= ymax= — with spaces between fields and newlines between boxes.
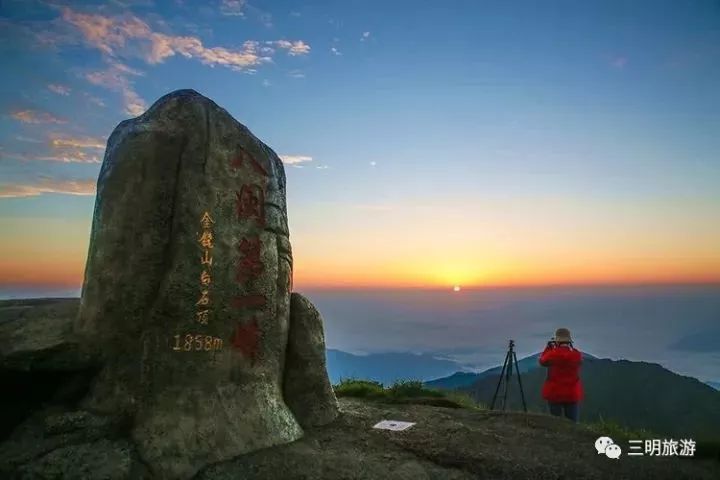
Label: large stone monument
xmin=72 ymin=89 xmax=337 ymax=478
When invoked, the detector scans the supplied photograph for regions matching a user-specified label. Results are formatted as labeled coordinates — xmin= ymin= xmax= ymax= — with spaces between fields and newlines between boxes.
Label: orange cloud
xmin=50 ymin=135 xmax=106 ymax=149
xmin=0 ymin=179 xmax=96 ymax=198
xmin=10 ymin=109 xmax=66 ymax=124
xmin=60 ymin=6 xmax=311 ymax=115
xmin=2 ymin=149 xmax=101 ymax=164
xmin=60 ymin=7 xmax=303 ymax=72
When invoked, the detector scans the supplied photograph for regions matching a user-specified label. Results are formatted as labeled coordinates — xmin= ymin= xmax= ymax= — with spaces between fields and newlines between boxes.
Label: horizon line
xmin=1 ymin=279 xmax=719 ymax=300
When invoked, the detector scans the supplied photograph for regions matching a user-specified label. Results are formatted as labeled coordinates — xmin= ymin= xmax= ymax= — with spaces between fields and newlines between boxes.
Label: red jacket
xmin=539 ymin=344 xmax=583 ymax=403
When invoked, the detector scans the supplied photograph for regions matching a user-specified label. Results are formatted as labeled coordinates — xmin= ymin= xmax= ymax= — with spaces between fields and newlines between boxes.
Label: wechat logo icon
xmin=595 ymin=436 xmax=622 ymax=459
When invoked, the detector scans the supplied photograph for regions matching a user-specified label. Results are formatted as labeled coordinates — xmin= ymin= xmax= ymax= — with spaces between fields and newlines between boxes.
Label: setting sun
xmin=453 ymin=285 xmax=461 ymax=292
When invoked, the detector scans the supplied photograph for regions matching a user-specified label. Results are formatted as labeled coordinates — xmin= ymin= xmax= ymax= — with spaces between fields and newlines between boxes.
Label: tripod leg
xmin=502 ymin=352 xmax=512 ymax=410
xmin=513 ymin=351 xmax=528 ymax=413
xmin=490 ymin=351 xmax=510 ymax=410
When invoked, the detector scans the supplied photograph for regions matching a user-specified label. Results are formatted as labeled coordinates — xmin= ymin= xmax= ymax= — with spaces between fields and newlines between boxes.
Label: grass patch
xmin=584 ymin=417 xmax=656 ymax=441
xmin=387 ymin=380 xmax=445 ymax=399
xmin=334 ymin=379 xmax=385 ymax=399
xmin=334 ymin=378 xmax=482 ymax=410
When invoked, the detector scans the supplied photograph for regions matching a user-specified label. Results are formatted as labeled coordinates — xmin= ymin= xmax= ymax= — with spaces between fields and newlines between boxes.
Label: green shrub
xmin=387 ymin=380 xmax=444 ymax=399
xmin=333 ymin=378 xmax=484 ymax=410
xmin=334 ymin=379 xmax=385 ymax=398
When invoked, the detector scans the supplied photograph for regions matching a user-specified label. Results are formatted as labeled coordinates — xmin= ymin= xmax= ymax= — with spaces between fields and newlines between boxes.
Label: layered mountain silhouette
xmin=326 ymin=349 xmax=467 ymax=385
xmin=425 ymin=352 xmax=597 ymax=389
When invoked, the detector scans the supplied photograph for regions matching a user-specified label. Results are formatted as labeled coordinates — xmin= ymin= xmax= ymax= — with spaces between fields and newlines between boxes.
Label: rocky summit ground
xmin=196 ymin=398 xmax=719 ymax=480
xmin=1 ymin=297 xmax=718 ymax=479
xmin=2 ymin=381 xmax=719 ymax=479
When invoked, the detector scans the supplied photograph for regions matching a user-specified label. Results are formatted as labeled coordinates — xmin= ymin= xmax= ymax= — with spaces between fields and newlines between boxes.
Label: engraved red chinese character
xmin=231 ymin=148 xmax=268 ymax=177
xmin=236 ymin=184 xmax=265 ymax=226
xmin=231 ymin=318 xmax=260 ymax=362
xmin=236 ymin=236 xmax=263 ymax=283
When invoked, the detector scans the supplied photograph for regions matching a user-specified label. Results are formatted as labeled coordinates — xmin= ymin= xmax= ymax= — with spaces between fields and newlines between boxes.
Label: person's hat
xmin=554 ymin=328 xmax=572 ymax=343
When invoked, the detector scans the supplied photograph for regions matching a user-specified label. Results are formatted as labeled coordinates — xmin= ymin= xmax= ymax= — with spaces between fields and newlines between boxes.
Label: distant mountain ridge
xmin=425 ymin=351 xmax=597 ymax=390
xmin=326 ymin=349 xmax=470 ymax=385
xmin=706 ymin=381 xmax=720 ymax=391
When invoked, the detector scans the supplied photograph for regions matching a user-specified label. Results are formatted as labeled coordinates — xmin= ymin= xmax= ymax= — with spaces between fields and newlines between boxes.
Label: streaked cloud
xmin=10 ymin=109 xmax=67 ymax=124
xmin=60 ymin=7 xmax=303 ymax=72
xmin=36 ymin=151 xmax=102 ymax=163
xmin=361 ymin=31 xmax=370 ymax=41
xmin=85 ymin=94 xmax=106 ymax=107
xmin=4 ymin=150 xmax=102 ymax=164
xmin=147 ymin=37 xmax=271 ymax=68
xmin=85 ymin=61 xmax=147 ymax=116
xmin=220 ymin=0 xmax=245 ymax=17
xmin=271 ymin=40 xmax=311 ymax=56
xmin=280 ymin=155 xmax=313 ymax=167
xmin=0 ymin=179 xmax=96 ymax=198
xmin=50 ymin=135 xmax=106 ymax=149
xmin=331 ymin=47 xmax=342 ymax=56
xmin=288 ymin=69 xmax=305 ymax=78
xmin=41 ymin=6 xmax=311 ymax=116
xmin=48 ymin=84 xmax=71 ymax=96
xmin=4 ymin=131 xmax=106 ymax=164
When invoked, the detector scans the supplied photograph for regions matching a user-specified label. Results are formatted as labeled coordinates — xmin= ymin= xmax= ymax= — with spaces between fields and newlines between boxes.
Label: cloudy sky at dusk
xmin=1 ymin=0 xmax=719 ymax=296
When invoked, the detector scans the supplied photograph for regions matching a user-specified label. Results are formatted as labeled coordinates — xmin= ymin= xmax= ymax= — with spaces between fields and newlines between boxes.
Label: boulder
xmin=0 ymin=299 xmax=98 ymax=442
xmin=0 ymin=298 xmax=91 ymax=371
xmin=284 ymin=293 xmax=339 ymax=428
xmin=73 ymin=89 xmax=337 ymax=478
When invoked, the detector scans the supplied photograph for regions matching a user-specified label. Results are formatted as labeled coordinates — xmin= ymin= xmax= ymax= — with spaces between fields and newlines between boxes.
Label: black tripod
xmin=490 ymin=339 xmax=527 ymax=412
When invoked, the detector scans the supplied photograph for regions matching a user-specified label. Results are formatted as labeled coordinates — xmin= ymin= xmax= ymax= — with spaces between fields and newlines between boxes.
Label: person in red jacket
xmin=539 ymin=327 xmax=583 ymax=422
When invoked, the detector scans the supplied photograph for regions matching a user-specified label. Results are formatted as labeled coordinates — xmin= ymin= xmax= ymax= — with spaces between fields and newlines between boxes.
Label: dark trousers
xmin=549 ymin=402 xmax=579 ymax=422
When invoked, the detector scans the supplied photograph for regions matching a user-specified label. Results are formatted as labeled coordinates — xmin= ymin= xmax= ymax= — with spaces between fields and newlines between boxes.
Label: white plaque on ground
xmin=373 ymin=420 xmax=415 ymax=431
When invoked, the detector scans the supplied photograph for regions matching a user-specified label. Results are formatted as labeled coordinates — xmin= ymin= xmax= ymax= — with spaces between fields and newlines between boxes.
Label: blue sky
xmin=1 ymin=0 xmax=719 ymax=294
